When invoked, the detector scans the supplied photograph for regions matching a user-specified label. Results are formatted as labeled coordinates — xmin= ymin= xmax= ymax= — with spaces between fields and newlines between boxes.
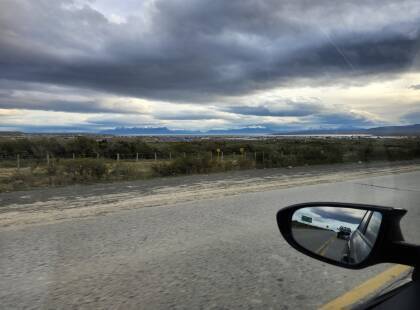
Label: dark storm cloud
xmin=409 ymin=84 xmax=420 ymax=90
xmin=12 ymin=125 xmax=96 ymax=133
xmin=311 ymin=112 xmax=375 ymax=126
xmin=0 ymin=0 xmax=419 ymax=102
xmin=0 ymin=98 xmax=134 ymax=114
xmin=84 ymin=117 xmax=154 ymax=127
xmin=310 ymin=207 xmax=367 ymax=225
xmin=154 ymin=112 xmax=225 ymax=120
xmin=226 ymin=102 xmax=323 ymax=117
xmin=223 ymin=101 xmax=376 ymax=127
xmin=0 ymin=80 xmax=143 ymax=114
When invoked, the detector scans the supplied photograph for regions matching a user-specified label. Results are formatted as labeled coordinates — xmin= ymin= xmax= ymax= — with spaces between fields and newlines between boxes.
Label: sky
xmin=0 ymin=0 xmax=420 ymax=132
xmin=292 ymin=207 xmax=369 ymax=232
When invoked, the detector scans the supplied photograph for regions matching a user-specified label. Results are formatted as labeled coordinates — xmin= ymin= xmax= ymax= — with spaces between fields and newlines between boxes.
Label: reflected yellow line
xmin=320 ymin=264 xmax=411 ymax=310
xmin=316 ymin=235 xmax=336 ymax=256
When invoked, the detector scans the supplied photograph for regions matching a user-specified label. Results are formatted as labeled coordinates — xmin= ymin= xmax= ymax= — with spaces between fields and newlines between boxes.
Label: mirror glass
xmin=291 ymin=206 xmax=382 ymax=265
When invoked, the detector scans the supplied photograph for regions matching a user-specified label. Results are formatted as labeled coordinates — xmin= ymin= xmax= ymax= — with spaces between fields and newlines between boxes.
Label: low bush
xmin=152 ymin=157 xmax=256 ymax=177
xmin=62 ymin=158 xmax=108 ymax=180
xmin=152 ymin=157 xmax=214 ymax=176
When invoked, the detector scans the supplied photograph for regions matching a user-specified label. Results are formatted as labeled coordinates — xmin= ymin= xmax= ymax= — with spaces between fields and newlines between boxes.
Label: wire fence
xmin=0 ymin=150 xmax=269 ymax=169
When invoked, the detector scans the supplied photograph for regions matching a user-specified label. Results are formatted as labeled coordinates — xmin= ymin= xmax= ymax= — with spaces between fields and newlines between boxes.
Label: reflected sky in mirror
xmin=292 ymin=207 xmax=367 ymax=232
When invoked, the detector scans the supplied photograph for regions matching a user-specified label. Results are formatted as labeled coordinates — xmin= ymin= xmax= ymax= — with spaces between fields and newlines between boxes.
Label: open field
xmin=1 ymin=136 xmax=420 ymax=192
xmin=0 ymin=159 xmax=165 ymax=192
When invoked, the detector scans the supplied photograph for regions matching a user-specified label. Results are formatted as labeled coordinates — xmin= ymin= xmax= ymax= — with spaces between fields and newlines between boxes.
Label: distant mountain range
xmin=100 ymin=124 xmax=420 ymax=136
xmin=275 ymin=124 xmax=420 ymax=136
xmin=365 ymin=124 xmax=420 ymax=136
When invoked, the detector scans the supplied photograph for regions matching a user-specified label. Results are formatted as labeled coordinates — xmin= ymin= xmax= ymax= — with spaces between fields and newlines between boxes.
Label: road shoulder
xmin=1 ymin=161 xmax=420 ymax=230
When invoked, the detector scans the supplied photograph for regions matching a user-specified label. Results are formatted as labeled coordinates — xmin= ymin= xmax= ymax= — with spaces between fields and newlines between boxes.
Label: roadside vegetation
xmin=1 ymin=136 xmax=420 ymax=192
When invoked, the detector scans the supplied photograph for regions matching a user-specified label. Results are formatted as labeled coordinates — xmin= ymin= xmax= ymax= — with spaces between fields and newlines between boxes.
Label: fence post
xmin=154 ymin=152 xmax=157 ymax=161
xmin=117 ymin=153 xmax=120 ymax=162
xmin=136 ymin=153 xmax=139 ymax=161
xmin=72 ymin=153 xmax=75 ymax=160
xmin=17 ymin=154 xmax=20 ymax=170
xmin=221 ymin=151 xmax=224 ymax=161
xmin=96 ymin=152 xmax=99 ymax=159
xmin=46 ymin=153 xmax=50 ymax=166
xmin=183 ymin=152 xmax=186 ymax=158
xmin=169 ymin=152 xmax=172 ymax=160
xmin=262 ymin=151 xmax=265 ymax=166
xmin=254 ymin=151 xmax=257 ymax=161
xmin=210 ymin=151 xmax=213 ymax=160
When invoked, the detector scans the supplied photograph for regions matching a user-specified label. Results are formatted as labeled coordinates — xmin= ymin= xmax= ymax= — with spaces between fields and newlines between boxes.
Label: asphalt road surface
xmin=1 ymin=164 xmax=420 ymax=309
xmin=292 ymin=228 xmax=347 ymax=262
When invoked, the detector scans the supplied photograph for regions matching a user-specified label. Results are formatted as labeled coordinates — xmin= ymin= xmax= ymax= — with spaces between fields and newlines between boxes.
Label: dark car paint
xmin=344 ymin=228 xmax=374 ymax=264
xmin=342 ymin=211 xmax=372 ymax=264
xmin=342 ymin=211 xmax=382 ymax=265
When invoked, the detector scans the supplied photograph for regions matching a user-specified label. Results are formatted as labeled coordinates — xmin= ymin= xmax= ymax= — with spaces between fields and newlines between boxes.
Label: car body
xmin=341 ymin=210 xmax=382 ymax=264
xmin=277 ymin=202 xmax=420 ymax=309
xmin=337 ymin=226 xmax=351 ymax=240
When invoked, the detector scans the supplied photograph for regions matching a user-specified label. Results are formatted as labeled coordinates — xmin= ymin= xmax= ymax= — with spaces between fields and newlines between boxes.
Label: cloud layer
xmin=0 ymin=0 xmax=419 ymax=131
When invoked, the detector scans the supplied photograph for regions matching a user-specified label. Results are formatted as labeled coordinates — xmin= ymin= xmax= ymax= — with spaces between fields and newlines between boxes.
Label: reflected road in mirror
xmin=291 ymin=207 xmax=382 ymax=265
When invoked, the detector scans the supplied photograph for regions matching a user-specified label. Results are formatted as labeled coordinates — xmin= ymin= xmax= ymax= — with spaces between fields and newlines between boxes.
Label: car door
xmin=348 ymin=211 xmax=372 ymax=263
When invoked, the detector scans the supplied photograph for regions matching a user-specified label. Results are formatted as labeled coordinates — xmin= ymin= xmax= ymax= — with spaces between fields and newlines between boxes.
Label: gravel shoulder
xmin=1 ymin=160 xmax=420 ymax=230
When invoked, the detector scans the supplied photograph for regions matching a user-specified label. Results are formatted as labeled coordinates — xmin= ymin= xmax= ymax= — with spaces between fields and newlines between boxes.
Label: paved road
xmin=1 ymin=168 xmax=420 ymax=309
xmin=292 ymin=228 xmax=347 ymax=262
xmin=323 ymin=236 xmax=348 ymax=262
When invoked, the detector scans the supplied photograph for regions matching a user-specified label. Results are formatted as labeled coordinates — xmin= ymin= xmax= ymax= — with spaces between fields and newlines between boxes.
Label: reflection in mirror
xmin=291 ymin=207 xmax=382 ymax=265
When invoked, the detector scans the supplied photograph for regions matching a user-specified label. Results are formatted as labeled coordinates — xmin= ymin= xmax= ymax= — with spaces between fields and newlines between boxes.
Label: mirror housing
xmin=277 ymin=202 xmax=420 ymax=269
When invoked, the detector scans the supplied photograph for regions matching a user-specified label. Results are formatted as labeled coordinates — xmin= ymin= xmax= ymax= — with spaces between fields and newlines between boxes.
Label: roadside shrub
xmin=62 ymin=158 xmax=108 ymax=180
xmin=3 ymin=171 xmax=38 ymax=191
xmin=152 ymin=157 xmax=214 ymax=176
xmin=152 ymin=156 xmax=257 ymax=177
xmin=109 ymin=162 xmax=147 ymax=179
xmin=236 ymin=158 xmax=255 ymax=169
xmin=46 ymin=162 xmax=58 ymax=176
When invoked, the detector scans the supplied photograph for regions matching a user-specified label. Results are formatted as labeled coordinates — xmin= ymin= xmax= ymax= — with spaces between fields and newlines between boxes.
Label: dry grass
xmin=0 ymin=159 xmax=164 ymax=192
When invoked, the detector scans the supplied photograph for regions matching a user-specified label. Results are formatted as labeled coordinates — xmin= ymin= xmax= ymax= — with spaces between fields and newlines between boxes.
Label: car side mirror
xmin=276 ymin=202 xmax=420 ymax=269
